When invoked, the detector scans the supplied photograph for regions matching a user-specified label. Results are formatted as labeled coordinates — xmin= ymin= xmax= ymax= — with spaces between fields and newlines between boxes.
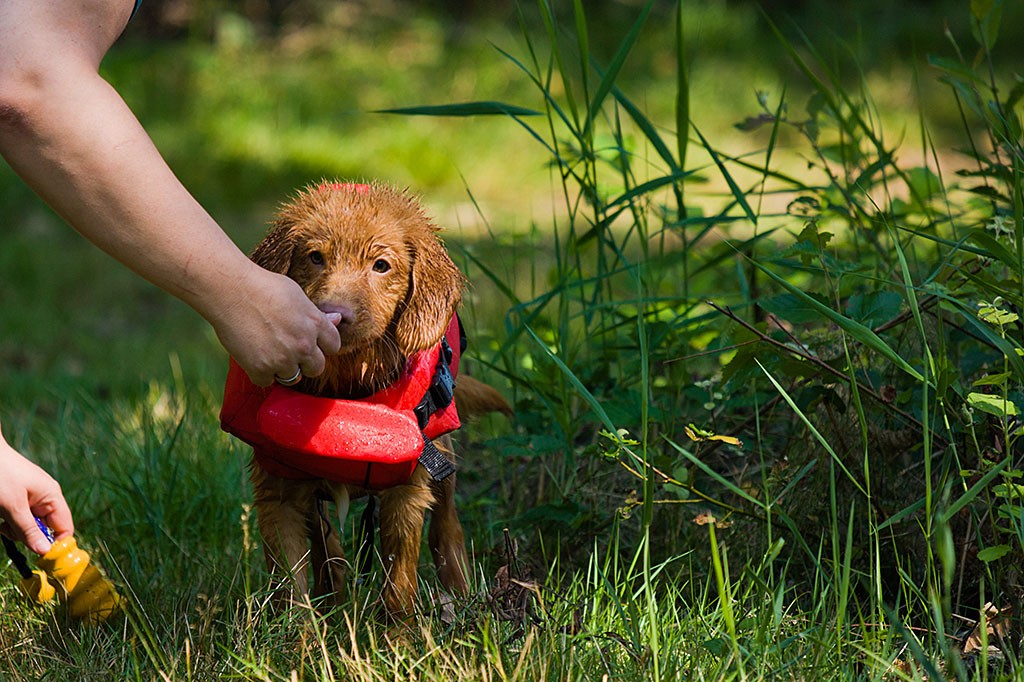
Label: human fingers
xmin=33 ymin=496 xmax=75 ymax=543
xmin=211 ymin=269 xmax=340 ymax=385
xmin=316 ymin=310 xmax=342 ymax=356
xmin=6 ymin=506 xmax=53 ymax=556
xmin=268 ymin=308 xmax=333 ymax=382
xmin=288 ymin=309 xmax=342 ymax=380
xmin=0 ymin=443 xmax=73 ymax=554
xmin=294 ymin=342 xmax=326 ymax=380
xmin=25 ymin=473 xmax=74 ymax=552
xmin=278 ymin=308 xmax=340 ymax=381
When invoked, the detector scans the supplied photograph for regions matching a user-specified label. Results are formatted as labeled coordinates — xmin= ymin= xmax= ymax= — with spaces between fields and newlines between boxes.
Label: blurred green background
xmin=4 ymin=0 xmax=1022 ymax=398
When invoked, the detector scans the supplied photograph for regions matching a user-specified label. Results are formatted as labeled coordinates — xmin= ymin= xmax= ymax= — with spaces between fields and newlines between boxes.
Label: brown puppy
xmin=246 ymin=181 xmax=504 ymax=618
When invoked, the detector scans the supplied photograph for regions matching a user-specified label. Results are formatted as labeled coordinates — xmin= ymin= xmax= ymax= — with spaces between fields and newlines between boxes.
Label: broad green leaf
xmin=967 ymin=392 xmax=1018 ymax=417
xmin=846 ymin=291 xmax=903 ymax=328
xmin=978 ymin=305 xmax=1020 ymax=326
xmin=993 ymin=482 xmax=1024 ymax=498
xmin=760 ymin=292 xmax=834 ymax=324
xmin=972 ymin=372 xmax=1012 ymax=387
xmin=977 ymin=544 xmax=1011 ymax=562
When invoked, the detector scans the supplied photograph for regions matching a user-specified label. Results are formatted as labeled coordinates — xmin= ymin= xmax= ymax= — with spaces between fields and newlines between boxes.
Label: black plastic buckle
xmin=413 ymin=337 xmax=456 ymax=430
xmin=430 ymin=355 xmax=455 ymax=409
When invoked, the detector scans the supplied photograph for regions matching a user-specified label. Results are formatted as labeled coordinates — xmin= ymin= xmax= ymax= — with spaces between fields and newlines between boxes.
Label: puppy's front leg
xmin=309 ymin=498 xmax=348 ymax=607
xmin=251 ymin=467 xmax=315 ymax=603
xmin=378 ymin=470 xmax=434 ymax=618
xmin=309 ymin=484 xmax=352 ymax=606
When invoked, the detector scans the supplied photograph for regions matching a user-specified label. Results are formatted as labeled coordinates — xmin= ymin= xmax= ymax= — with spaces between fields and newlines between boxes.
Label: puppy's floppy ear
xmin=250 ymin=218 xmax=296 ymax=274
xmin=394 ymin=231 xmax=465 ymax=355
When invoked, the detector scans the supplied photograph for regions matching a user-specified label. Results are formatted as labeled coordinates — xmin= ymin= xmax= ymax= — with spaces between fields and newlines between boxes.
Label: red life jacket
xmin=220 ymin=316 xmax=462 ymax=489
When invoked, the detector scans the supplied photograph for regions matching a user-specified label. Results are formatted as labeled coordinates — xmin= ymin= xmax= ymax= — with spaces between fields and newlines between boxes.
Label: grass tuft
xmin=5 ymin=1 xmax=1024 ymax=679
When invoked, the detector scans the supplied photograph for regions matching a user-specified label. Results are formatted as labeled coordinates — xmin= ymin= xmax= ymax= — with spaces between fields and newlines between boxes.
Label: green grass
xmin=4 ymin=1 xmax=1024 ymax=679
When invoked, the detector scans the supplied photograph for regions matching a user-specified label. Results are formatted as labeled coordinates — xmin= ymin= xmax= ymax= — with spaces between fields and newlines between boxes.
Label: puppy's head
xmin=251 ymin=181 xmax=464 ymax=395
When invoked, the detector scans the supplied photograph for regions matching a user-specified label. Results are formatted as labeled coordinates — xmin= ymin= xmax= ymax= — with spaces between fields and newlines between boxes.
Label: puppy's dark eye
xmin=372 ymin=259 xmax=391 ymax=273
xmin=309 ymin=251 xmax=325 ymax=266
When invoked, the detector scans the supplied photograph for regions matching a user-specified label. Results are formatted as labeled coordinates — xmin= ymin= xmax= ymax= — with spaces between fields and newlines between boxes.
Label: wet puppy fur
xmin=248 ymin=182 xmax=505 ymax=618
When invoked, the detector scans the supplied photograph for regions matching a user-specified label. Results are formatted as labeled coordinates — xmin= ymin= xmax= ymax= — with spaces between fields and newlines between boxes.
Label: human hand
xmin=0 ymin=429 xmax=74 ymax=555
xmin=208 ymin=263 xmax=342 ymax=387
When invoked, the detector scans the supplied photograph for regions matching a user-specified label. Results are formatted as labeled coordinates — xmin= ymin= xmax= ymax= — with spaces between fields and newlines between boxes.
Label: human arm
xmin=0 ymin=0 xmax=341 ymax=385
xmin=0 ymin=420 xmax=73 ymax=555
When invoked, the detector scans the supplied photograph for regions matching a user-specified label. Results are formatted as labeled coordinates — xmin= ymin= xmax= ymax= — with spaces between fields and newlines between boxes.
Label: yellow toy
xmin=3 ymin=519 xmax=121 ymax=624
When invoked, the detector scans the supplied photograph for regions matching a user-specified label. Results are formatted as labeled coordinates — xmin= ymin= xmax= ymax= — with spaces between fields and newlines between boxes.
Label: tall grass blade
xmin=693 ymin=124 xmax=758 ymax=226
xmin=707 ymin=521 xmax=743 ymax=676
xmin=379 ymin=99 xmax=553 ymax=154
xmin=582 ymin=0 xmax=654 ymax=139
xmin=377 ymin=102 xmax=542 ymax=117
xmin=537 ymin=0 xmax=581 ymax=135
xmin=522 ymin=323 xmax=618 ymax=434
xmin=748 ymin=262 xmax=928 ymax=383
xmin=492 ymin=41 xmax=576 ymax=134
xmin=664 ymin=437 xmax=765 ymax=509
xmin=610 ymin=86 xmax=679 ymax=175
xmin=756 ymin=359 xmax=867 ymax=496
xmin=939 ymin=456 xmax=1009 ymax=522
xmin=884 ymin=604 xmax=945 ymax=680
xmin=897 ymin=226 xmax=1019 ymax=269
xmin=572 ymin=0 xmax=590 ymax=112
xmin=605 ymin=170 xmax=693 ymax=211
xmin=675 ymin=0 xmax=689 ymax=209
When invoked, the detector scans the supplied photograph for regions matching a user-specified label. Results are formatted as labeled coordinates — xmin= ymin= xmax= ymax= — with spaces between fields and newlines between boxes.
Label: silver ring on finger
xmin=275 ymin=368 xmax=303 ymax=386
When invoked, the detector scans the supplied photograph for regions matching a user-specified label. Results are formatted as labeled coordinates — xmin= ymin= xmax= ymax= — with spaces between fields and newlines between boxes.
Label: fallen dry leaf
xmin=962 ymin=602 xmax=1012 ymax=655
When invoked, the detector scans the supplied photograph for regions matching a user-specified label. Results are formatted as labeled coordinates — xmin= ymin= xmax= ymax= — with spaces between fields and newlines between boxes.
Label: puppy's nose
xmin=319 ymin=304 xmax=356 ymax=327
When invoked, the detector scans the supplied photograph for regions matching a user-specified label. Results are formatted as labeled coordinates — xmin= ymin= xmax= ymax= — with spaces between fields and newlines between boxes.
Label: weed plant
xmin=3 ymin=1 xmax=1024 ymax=680
xmin=402 ymin=0 xmax=1024 ymax=678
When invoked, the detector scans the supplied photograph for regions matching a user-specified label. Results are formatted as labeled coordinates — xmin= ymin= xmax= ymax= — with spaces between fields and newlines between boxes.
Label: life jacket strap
xmin=418 ymin=433 xmax=456 ymax=482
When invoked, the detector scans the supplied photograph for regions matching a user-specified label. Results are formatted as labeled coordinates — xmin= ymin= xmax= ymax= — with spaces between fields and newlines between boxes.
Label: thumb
xmin=317 ymin=312 xmax=342 ymax=355
xmin=10 ymin=509 xmax=53 ymax=556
